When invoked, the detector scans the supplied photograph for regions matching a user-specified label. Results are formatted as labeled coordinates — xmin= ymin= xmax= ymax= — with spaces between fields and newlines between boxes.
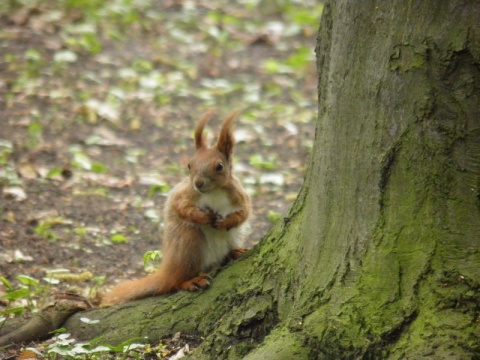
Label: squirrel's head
xmin=187 ymin=111 xmax=239 ymax=194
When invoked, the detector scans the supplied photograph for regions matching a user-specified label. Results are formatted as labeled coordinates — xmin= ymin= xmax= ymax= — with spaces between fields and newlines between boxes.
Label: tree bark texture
xmin=64 ymin=1 xmax=480 ymax=358
xmin=303 ymin=0 xmax=480 ymax=358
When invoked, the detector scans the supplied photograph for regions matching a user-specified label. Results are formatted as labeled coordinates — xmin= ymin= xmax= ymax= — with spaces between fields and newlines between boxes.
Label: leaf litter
xmin=0 ymin=0 xmax=322 ymax=357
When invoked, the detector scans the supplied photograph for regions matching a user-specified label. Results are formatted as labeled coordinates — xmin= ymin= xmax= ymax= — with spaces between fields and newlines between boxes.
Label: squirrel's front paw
xmin=194 ymin=207 xmax=218 ymax=226
xmin=214 ymin=217 xmax=235 ymax=231
xmin=193 ymin=209 xmax=212 ymax=225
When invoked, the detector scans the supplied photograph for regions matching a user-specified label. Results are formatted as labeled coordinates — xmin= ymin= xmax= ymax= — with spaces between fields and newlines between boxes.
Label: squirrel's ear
xmin=216 ymin=110 xmax=239 ymax=160
xmin=195 ymin=111 xmax=214 ymax=149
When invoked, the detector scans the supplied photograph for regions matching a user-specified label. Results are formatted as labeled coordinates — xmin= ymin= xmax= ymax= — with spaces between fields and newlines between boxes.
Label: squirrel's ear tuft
xmin=216 ymin=110 xmax=240 ymax=160
xmin=195 ymin=111 xmax=214 ymax=149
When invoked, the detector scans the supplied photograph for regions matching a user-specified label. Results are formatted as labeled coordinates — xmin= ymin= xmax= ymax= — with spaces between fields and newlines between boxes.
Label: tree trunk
xmin=65 ymin=1 xmax=480 ymax=358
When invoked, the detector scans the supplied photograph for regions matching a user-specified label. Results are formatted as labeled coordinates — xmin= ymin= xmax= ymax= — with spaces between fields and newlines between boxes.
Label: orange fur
xmin=101 ymin=112 xmax=251 ymax=306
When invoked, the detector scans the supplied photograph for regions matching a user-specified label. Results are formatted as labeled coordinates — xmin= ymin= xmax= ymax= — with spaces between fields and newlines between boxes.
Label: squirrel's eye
xmin=215 ymin=163 xmax=224 ymax=172
xmin=187 ymin=163 xmax=191 ymax=170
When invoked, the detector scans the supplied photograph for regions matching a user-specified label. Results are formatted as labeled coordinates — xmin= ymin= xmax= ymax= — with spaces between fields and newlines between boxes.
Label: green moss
xmin=389 ymin=272 xmax=480 ymax=358
xmin=389 ymin=43 xmax=427 ymax=72
xmin=242 ymin=327 xmax=310 ymax=360
xmin=60 ymin=3 xmax=480 ymax=359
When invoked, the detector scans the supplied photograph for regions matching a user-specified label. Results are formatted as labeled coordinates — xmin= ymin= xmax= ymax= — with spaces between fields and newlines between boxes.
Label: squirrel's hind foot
xmin=177 ymin=273 xmax=211 ymax=292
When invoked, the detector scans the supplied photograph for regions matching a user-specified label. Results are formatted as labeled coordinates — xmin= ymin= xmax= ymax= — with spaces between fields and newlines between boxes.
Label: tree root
xmin=0 ymin=293 xmax=92 ymax=347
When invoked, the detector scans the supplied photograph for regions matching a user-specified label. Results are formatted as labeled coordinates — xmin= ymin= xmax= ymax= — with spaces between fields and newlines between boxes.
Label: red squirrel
xmin=101 ymin=111 xmax=251 ymax=306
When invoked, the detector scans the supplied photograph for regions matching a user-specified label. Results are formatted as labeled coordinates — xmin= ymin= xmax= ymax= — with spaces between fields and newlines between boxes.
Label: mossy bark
xmin=66 ymin=1 xmax=480 ymax=358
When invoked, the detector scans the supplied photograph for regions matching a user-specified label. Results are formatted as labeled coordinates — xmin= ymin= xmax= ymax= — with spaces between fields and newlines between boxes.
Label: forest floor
xmin=0 ymin=1 xmax=321 ymax=358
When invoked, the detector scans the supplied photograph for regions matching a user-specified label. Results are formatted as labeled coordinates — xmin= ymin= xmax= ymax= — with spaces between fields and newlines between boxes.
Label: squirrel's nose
xmin=194 ymin=179 xmax=205 ymax=192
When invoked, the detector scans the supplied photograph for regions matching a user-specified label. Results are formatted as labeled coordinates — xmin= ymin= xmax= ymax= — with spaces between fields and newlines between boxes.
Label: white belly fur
xmin=197 ymin=189 xmax=248 ymax=269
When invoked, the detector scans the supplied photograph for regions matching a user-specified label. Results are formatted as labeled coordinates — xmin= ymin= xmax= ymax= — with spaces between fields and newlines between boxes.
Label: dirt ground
xmin=0 ymin=0 xmax=320 ymax=340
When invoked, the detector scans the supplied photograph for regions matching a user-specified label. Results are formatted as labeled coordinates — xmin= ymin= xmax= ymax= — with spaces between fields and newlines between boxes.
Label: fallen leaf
xmin=139 ymin=173 xmax=169 ymax=186
xmin=28 ymin=209 xmax=60 ymax=222
xmin=85 ymin=126 xmax=132 ymax=147
xmin=81 ymin=173 xmax=133 ymax=188
xmin=3 ymin=186 xmax=27 ymax=201
xmin=285 ymin=192 xmax=298 ymax=201
xmin=10 ymin=5 xmax=41 ymax=26
xmin=5 ymin=211 xmax=16 ymax=223
xmin=259 ymin=173 xmax=285 ymax=186
xmin=47 ymin=271 xmax=93 ymax=282
xmin=130 ymin=117 xmax=142 ymax=130
xmin=17 ymin=159 xmax=38 ymax=179
xmin=14 ymin=249 xmax=34 ymax=262
xmin=17 ymin=348 xmax=40 ymax=360
xmin=84 ymin=99 xmax=119 ymax=124
xmin=38 ymin=216 xmax=73 ymax=227
xmin=53 ymin=50 xmax=78 ymax=63
xmin=249 ymin=33 xmax=276 ymax=46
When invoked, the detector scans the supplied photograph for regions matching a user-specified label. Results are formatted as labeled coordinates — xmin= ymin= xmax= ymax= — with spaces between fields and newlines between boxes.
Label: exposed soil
xmin=0 ymin=0 xmax=319 ymax=346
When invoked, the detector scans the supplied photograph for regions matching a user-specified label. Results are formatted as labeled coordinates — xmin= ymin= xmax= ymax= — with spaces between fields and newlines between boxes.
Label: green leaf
xmin=111 ymin=234 xmax=128 ymax=243
xmin=107 ymin=337 xmax=147 ymax=353
xmin=143 ymin=250 xmax=162 ymax=267
xmin=0 ymin=276 xmax=13 ymax=290
xmin=1 ymin=288 xmax=30 ymax=301
xmin=16 ymin=275 xmax=39 ymax=287
xmin=49 ymin=327 xmax=67 ymax=335
xmin=91 ymin=162 xmax=108 ymax=173
xmin=1 ymin=306 xmax=26 ymax=316
xmin=263 ymin=59 xmax=294 ymax=74
xmin=71 ymin=152 xmax=92 ymax=170
xmin=47 ymin=345 xmax=72 ymax=356
xmin=81 ymin=33 xmax=102 ymax=55
xmin=46 ymin=167 xmax=64 ymax=179
xmin=132 ymin=59 xmax=154 ymax=72
xmin=27 ymin=121 xmax=43 ymax=147
xmin=25 ymin=48 xmax=42 ymax=62
xmin=286 ymin=46 xmax=312 ymax=70
xmin=0 ymin=140 xmax=13 ymax=164
xmin=267 ymin=210 xmax=282 ymax=223
xmin=147 ymin=184 xmax=170 ymax=198
xmin=74 ymin=227 xmax=88 ymax=235
xmin=249 ymin=154 xmax=277 ymax=170
xmin=291 ymin=8 xmax=321 ymax=26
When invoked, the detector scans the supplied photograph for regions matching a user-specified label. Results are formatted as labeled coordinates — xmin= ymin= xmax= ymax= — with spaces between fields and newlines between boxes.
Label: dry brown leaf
xmin=130 ymin=117 xmax=142 ymax=130
xmin=90 ymin=126 xmax=133 ymax=147
xmin=48 ymin=271 xmax=93 ymax=282
xmin=10 ymin=6 xmax=41 ymax=26
xmin=17 ymin=159 xmax=38 ymax=179
xmin=5 ymin=211 xmax=16 ymax=223
xmin=28 ymin=209 xmax=60 ymax=222
xmin=17 ymin=349 xmax=39 ymax=360
xmin=81 ymin=172 xmax=133 ymax=188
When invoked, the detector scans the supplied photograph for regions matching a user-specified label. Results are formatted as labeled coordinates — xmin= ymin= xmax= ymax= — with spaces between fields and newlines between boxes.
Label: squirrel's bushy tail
xmin=101 ymin=271 xmax=172 ymax=306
